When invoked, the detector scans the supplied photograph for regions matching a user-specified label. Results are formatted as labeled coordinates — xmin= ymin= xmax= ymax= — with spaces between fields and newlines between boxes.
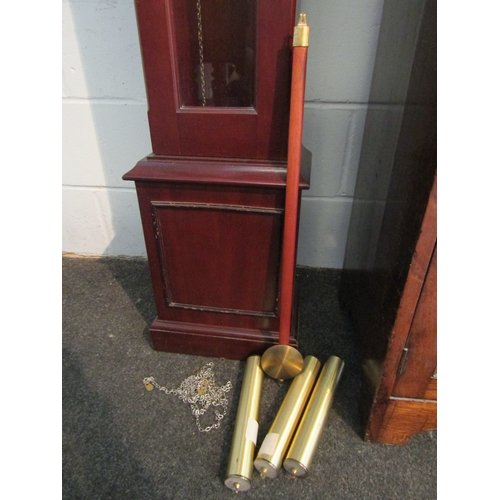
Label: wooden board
xmin=376 ymin=398 xmax=437 ymax=445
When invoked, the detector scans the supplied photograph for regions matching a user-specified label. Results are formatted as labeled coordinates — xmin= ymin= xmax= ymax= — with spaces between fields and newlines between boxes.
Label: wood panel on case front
xmin=135 ymin=180 xmax=286 ymax=332
xmin=134 ymin=0 xmax=295 ymax=159
xmin=152 ymin=202 xmax=283 ymax=317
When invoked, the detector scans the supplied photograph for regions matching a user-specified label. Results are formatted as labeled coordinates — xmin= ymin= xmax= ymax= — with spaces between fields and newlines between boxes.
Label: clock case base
xmin=148 ymin=293 xmax=299 ymax=360
xmin=123 ymin=154 xmax=309 ymax=360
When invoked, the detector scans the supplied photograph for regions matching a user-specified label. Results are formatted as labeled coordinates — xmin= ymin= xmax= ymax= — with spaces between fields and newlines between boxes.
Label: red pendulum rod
xmin=261 ymin=14 xmax=310 ymax=380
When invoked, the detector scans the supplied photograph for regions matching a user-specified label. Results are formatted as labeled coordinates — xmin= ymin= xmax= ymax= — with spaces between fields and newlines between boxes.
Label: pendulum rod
xmin=279 ymin=13 xmax=309 ymax=345
xmin=261 ymin=14 xmax=310 ymax=380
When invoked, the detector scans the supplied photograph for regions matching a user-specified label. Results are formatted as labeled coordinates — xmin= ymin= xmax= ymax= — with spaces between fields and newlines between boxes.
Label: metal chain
xmin=196 ymin=0 xmax=207 ymax=106
xmin=143 ymin=362 xmax=232 ymax=433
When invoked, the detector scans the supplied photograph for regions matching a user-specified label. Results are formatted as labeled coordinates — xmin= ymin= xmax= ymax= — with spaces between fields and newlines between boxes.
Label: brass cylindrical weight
xmin=283 ymin=356 xmax=345 ymax=478
xmin=254 ymin=355 xmax=321 ymax=478
xmin=225 ymin=355 xmax=265 ymax=492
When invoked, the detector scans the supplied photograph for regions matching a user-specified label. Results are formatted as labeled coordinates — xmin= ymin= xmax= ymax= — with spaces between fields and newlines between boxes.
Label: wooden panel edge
xmin=374 ymin=397 xmax=437 ymax=445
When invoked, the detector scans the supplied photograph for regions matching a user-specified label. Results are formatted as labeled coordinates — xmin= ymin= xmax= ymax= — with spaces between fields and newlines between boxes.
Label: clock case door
xmin=135 ymin=0 xmax=296 ymax=160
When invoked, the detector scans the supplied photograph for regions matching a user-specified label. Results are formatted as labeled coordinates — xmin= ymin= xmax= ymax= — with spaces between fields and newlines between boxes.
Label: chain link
xmin=196 ymin=0 xmax=207 ymax=106
xmin=143 ymin=362 xmax=232 ymax=433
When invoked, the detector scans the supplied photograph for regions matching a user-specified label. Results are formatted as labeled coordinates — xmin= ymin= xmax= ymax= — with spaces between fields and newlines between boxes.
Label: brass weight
xmin=283 ymin=356 xmax=345 ymax=478
xmin=254 ymin=355 xmax=321 ymax=478
xmin=224 ymin=355 xmax=264 ymax=492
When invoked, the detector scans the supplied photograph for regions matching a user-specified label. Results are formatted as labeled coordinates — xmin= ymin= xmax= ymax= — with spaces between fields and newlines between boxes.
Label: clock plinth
xmin=123 ymin=155 xmax=308 ymax=359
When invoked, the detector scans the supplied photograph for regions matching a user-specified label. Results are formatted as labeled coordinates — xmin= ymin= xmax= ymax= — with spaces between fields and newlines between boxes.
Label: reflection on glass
xmin=175 ymin=0 xmax=256 ymax=107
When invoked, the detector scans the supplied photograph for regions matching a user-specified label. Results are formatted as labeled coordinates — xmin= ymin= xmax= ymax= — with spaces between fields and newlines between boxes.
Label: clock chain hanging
xmin=196 ymin=0 xmax=207 ymax=106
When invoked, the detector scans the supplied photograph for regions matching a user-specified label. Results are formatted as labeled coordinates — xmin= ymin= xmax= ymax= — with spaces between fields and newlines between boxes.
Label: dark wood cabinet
xmin=124 ymin=0 xmax=306 ymax=359
xmin=339 ymin=0 xmax=436 ymax=444
xmin=352 ymin=181 xmax=436 ymax=445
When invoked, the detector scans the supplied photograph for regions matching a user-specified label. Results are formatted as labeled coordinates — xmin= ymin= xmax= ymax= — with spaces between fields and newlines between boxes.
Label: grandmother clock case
xmin=123 ymin=0 xmax=310 ymax=359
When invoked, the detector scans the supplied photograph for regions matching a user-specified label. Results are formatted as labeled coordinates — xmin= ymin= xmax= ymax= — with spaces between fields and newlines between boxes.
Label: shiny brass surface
xmin=293 ymin=13 xmax=310 ymax=47
xmin=225 ymin=355 xmax=264 ymax=492
xmin=261 ymin=344 xmax=304 ymax=380
xmin=254 ymin=356 xmax=321 ymax=478
xmin=283 ymin=356 xmax=345 ymax=478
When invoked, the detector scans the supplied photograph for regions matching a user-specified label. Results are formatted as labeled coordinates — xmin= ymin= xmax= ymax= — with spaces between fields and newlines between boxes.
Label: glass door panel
xmin=173 ymin=0 xmax=256 ymax=108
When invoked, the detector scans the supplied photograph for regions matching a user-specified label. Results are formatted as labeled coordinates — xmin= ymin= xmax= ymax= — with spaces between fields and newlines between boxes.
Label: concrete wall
xmin=62 ymin=0 xmax=384 ymax=268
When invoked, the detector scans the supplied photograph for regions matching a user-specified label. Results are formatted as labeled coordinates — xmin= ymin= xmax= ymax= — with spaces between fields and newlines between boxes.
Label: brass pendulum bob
xmin=261 ymin=14 xmax=310 ymax=380
xmin=261 ymin=344 xmax=304 ymax=381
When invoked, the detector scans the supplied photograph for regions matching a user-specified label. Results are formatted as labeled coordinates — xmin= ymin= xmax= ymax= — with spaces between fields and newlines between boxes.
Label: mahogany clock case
xmin=134 ymin=0 xmax=297 ymax=160
xmin=124 ymin=0 xmax=308 ymax=360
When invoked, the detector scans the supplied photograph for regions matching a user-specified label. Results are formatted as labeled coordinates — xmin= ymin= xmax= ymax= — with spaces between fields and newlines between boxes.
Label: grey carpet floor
xmin=62 ymin=256 xmax=436 ymax=499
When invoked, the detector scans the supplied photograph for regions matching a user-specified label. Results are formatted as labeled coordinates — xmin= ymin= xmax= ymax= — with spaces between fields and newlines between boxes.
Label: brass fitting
xmin=293 ymin=13 xmax=310 ymax=47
